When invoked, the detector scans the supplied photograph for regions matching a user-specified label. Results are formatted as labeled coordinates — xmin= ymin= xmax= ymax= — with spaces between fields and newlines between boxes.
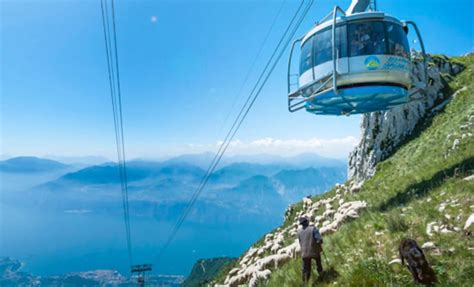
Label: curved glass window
xmin=386 ymin=23 xmax=410 ymax=58
xmin=299 ymin=36 xmax=313 ymax=74
xmin=314 ymin=29 xmax=332 ymax=65
xmin=336 ymin=25 xmax=347 ymax=59
xmin=299 ymin=19 xmax=410 ymax=79
xmin=348 ymin=21 xmax=386 ymax=56
xmin=314 ymin=25 xmax=347 ymax=66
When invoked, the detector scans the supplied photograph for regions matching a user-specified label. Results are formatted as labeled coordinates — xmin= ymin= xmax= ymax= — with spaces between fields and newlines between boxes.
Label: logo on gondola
xmin=365 ymin=56 xmax=380 ymax=70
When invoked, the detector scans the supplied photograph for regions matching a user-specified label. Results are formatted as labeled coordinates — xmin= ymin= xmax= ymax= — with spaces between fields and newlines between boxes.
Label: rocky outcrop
xmin=348 ymin=54 xmax=465 ymax=183
xmin=217 ymin=183 xmax=367 ymax=286
xmin=424 ymin=197 xmax=469 ymax=238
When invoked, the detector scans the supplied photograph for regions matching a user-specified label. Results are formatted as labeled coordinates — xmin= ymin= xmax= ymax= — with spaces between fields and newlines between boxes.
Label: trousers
xmin=302 ymin=253 xmax=323 ymax=282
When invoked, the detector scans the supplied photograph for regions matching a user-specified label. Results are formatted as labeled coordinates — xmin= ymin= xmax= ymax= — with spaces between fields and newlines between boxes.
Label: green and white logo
xmin=365 ymin=56 xmax=380 ymax=70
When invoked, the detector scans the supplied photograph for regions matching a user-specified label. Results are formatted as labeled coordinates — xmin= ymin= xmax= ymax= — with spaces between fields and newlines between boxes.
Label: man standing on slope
xmin=298 ymin=216 xmax=323 ymax=283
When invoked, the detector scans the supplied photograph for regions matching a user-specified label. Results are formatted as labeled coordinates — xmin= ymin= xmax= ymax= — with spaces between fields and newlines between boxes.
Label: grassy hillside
xmin=216 ymin=54 xmax=474 ymax=286
xmin=183 ymin=257 xmax=236 ymax=287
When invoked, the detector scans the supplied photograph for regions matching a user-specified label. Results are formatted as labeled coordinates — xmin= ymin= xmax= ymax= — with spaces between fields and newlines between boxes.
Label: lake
xmin=0 ymin=203 xmax=279 ymax=277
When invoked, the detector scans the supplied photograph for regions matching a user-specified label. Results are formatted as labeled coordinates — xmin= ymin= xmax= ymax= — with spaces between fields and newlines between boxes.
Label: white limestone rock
xmin=439 ymin=227 xmax=453 ymax=234
xmin=388 ymin=258 xmax=402 ymax=265
xmin=464 ymin=213 xmax=474 ymax=230
xmin=452 ymin=139 xmax=460 ymax=150
xmin=421 ymin=242 xmax=436 ymax=250
xmin=464 ymin=174 xmax=474 ymax=181
xmin=426 ymin=222 xmax=438 ymax=237
xmin=348 ymin=54 xmax=463 ymax=183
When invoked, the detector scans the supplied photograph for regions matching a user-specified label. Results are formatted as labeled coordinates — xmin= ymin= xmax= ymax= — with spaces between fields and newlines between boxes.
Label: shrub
xmin=385 ymin=213 xmax=409 ymax=233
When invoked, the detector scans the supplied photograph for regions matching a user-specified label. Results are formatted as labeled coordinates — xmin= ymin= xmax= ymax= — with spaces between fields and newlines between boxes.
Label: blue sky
xmin=1 ymin=0 xmax=472 ymax=159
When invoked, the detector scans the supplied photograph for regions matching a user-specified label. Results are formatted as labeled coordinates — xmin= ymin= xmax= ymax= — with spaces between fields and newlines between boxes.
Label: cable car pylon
xmin=131 ymin=264 xmax=153 ymax=287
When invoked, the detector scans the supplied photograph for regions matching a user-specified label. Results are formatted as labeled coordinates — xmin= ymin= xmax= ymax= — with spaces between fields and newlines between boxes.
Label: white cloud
xmin=188 ymin=136 xmax=359 ymax=158
xmin=2 ymin=136 xmax=359 ymax=161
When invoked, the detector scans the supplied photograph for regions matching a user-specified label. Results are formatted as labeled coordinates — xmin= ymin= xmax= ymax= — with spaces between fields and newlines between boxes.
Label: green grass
xmin=215 ymin=54 xmax=474 ymax=286
xmin=182 ymin=257 xmax=236 ymax=287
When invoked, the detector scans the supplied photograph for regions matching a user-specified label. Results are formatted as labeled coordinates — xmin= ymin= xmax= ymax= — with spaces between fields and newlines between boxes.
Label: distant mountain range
xmin=1 ymin=153 xmax=347 ymax=280
xmin=2 ymin=153 xmax=346 ymax=224
xmin=42 ymin=155 xmax=111 ymax=165
xmin=0 ymin=152 xmax=344 ymax=174
xmin=158 ymin=152 xmax=345 ymax=169
xmin=0 ymin=156 xmax=69 ymax=173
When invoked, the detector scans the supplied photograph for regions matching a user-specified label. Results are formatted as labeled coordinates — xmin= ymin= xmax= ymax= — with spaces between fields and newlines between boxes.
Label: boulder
xmin=421 ymin=242 xmax=436 ymax=250
xmin=426 ymin=222 xmax=438 ymax=237
xmin=464 ymin=213 xmax=474 ymax=230
xmin=388 ymin=258 xmax=402 ymax=265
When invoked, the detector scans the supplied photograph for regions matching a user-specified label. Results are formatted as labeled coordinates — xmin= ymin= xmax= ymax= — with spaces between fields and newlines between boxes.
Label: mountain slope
xmin=208 ymin=163 xmax=286 ymax=185
xmin=182 ymin=257 xmax=236 ymax=287
xmin=58 ymin=161 xmax=205 ymax=185
xmin=0 ymin=156 xmax=68 ymax=172
xmin=214 ymin=54 xmax=474 ymax=286
xmin=273 ymin=167 xmax=346 ymax=203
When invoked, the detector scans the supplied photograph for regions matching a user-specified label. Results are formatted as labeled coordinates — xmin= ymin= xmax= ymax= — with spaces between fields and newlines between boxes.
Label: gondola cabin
xmin=287 ymin=6 xmax=426 ymax=115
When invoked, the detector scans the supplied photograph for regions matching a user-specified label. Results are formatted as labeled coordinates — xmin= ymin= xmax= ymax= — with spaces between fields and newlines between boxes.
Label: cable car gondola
xmin=287 ymin=0 xmax=427 ymax=115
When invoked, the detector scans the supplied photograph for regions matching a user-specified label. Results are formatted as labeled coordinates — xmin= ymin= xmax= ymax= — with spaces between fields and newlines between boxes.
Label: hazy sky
xmin=1 ymin=0 xmax=472 ymax=159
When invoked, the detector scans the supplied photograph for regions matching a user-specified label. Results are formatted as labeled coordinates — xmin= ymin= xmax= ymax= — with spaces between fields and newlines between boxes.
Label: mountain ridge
xmin=0 ymin=156 xmax=68 ymax=173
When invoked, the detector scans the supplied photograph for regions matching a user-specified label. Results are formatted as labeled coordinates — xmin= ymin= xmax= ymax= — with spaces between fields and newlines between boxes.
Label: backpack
xmin=399 ymin=239 xmax=437 ymax=285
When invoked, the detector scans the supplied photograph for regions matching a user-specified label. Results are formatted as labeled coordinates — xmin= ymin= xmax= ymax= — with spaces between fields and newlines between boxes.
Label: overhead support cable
xmin=157 ymin=0 xmax=314 ymax=261
xmin=100 ymin=0 xmax=133 ymax=268
xmin=217 ymin=0 xmax=287 ymax=137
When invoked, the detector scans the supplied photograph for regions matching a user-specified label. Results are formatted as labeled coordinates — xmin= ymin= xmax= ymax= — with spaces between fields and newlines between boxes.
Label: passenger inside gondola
xmin=386 ymin=23 xmax=410 ymax=58
xmin=349 ymin=22 xmax=385 ymax=56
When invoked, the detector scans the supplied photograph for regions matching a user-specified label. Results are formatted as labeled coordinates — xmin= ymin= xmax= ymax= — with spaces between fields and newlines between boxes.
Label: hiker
xmin=399 ymin=238 xmax=437 ymax=285
xmin=298 ymin=216 xmax=323 ymax=283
